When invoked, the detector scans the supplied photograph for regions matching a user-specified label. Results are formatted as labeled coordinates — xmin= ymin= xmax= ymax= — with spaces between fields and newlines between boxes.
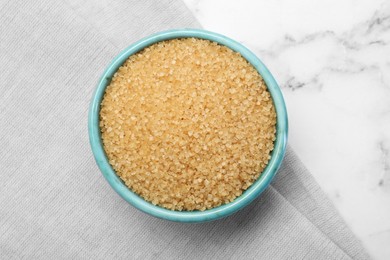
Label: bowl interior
xmin=88 ymin=29 xmax=288 ymax=223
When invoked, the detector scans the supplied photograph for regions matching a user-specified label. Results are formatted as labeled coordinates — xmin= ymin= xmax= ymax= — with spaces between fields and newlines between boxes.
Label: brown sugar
xmin=100 ymin=38 xmax=276 ymax=211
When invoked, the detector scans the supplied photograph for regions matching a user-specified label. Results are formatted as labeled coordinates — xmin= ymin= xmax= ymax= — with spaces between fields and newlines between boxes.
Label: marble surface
xmin=183 ymin=0 xmax=390 ymax=259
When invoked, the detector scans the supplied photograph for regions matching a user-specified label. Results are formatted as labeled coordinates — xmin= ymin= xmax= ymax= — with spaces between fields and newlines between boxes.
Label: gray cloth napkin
xmin=0 ymin=0 xmax=370 ymax=259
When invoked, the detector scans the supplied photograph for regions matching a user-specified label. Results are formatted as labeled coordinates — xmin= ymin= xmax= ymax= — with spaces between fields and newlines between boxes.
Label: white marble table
xmin=183 ymin=0 xmax=390 ymax=259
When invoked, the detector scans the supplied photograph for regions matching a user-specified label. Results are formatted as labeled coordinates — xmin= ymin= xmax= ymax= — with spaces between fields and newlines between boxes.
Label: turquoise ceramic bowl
xmin=88 ymin=29 xmax=288 ymax=223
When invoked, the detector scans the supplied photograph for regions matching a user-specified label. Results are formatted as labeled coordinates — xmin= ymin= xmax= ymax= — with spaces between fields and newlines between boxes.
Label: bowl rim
xmin=88 ymin=28 xmax=288 ymax=223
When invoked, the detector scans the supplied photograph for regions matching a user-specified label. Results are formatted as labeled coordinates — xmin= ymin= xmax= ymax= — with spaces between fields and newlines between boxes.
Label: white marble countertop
xmin=183 ymin=0 xmax=390 ymax=259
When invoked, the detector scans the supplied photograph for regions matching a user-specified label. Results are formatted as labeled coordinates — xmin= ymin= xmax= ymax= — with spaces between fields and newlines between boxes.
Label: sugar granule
xmin=100 ymin=38 xmax=276 ymax=211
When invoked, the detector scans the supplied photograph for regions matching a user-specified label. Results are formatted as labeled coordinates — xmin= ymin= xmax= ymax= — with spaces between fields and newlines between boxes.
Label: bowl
xmin=88 ymin=28 xmax=288 ymax=223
